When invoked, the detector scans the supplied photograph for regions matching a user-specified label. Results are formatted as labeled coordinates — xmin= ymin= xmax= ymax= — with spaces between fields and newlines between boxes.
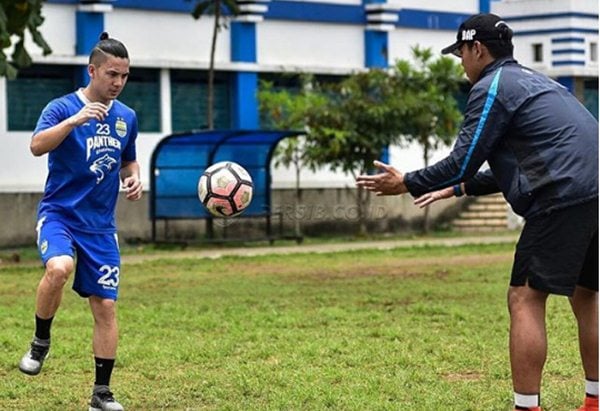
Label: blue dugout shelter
xmin=150 ymin=129 xmax=302 ymax=242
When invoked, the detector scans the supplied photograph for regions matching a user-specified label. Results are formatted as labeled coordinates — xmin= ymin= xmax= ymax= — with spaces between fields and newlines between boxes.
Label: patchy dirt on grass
xmin=174 ymin=252 xmax=514 ymax=281
xmin=442 ymin=371 xmax=484 ymax=382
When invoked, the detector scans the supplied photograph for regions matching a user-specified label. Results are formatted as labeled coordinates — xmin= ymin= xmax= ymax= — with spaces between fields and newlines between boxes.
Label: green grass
xmin=0 ymin=243 xmax=583 ymax=410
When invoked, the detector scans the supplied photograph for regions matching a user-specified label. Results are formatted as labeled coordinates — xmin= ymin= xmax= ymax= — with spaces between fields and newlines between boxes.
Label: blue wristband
xmin=453 ymin=184 xmax=463 ymax=197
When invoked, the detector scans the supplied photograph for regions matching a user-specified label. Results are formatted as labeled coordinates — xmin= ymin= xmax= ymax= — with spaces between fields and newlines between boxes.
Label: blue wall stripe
xmin=364 ymin=30 xmax=388 ymax=68
xmin=230 ymin=21 xmax=258 ymax=128
xmin=47 ymin=0 xmax=194 ymax=12
xmin=266 ymin=1 xmax=363 ymax=24
xmin=552 ymin=49 xmax=585 ymax=55
xmin=515 ymin=28 xmax=598 ymax=36
xmin=479 ymin=0 xmax=490 ymax=14
xmin=396 ymin=9 xmax=468 ymax=30
xmin=434 ymin=69 xmax=503 ymax=189
xmin=47 ymin=0 xmax=470 ymax=30
xmin=552 ymin=37 xmax=586 ymax=43
xmin=503 ymin=12 xmax=598 ymax=22
xmin=232 ymin=72 xmax=259 ymax=128
xmin=231 ymin=22 xmax=257 ymax=63
xmin=75 ymin=11 xmax=105 ymax=87
xmin=552 ymin=60 xmax=586 ymax=66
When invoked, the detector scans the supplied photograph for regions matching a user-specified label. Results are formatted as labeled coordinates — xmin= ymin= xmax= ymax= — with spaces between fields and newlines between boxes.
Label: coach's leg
xmin=36 ymin=255 xmax=75 ymax=318
xmin=570 ymin=286 xmax=599 ymax=381
xmin=508 ymin=284 xmax=549 ymax=397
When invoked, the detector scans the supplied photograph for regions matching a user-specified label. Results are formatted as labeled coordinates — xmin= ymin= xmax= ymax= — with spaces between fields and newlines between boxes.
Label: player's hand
xmin=68 ymin=102 xmax=109 ymax=126
xmin=414 ymin=186 xmax=454 ymax=208
xmin=355 ymin=160 xmax=408 ymax=196
xmin=122 ymin=175 xmax=143 ymax=201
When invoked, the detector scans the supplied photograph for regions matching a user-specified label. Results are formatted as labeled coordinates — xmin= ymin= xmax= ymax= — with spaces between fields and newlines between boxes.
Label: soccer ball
xmin=198 ymin=161 xmax=254 ymax=217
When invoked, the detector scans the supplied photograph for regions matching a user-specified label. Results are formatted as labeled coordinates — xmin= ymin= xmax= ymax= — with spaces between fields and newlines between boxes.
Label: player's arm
xmin=30 ymin=102 xmax=109 ymax=156
xmin=120 ymin=160 xmax=142 ymax=201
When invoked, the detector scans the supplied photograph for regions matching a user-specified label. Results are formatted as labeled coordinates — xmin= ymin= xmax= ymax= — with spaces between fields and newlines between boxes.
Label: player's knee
xmin=44 ymin=258 xmax=74 ymax=288
xmin=91 ymin=298 xmax=117 ymax=325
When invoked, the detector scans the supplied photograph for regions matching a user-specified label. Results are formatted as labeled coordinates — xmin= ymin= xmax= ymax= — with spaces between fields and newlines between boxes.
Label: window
xmin=532 ymin=43 xmax=543 ymax=62
xmin=257 ymin=73 xmax=345 ymax=128
xmin=590 ymin=42 xmax=598 ymax=62
xmin=7 ymin=65 xmax=75 ymax=131
xmin=170 ymin=70 xmax=231 ymax=132
xmin=118 ymin=68 xmax=161 ymax=132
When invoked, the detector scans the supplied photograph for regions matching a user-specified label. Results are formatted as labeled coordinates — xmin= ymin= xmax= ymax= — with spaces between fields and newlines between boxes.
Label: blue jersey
xmin=34 ymin=89 xmax=138 ymax=233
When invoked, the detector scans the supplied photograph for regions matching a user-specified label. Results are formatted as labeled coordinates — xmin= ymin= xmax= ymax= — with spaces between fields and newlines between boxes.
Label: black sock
xmin=94 ymin=357 xmax=115 ymax=387
xmin=34 ymin=315 xmax=54 ymax=341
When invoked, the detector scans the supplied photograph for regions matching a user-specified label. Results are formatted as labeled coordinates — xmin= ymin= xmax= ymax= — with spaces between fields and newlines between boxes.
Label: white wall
xmin=389 ymin=28 xmax=456 ymax=62
xmin=25 ymin=3 xmax=76 ymax=59
xmin=390 ymin=0 xmax=479 ymax=13
xmin=258 ymin=21 xmax=364 ymax=72
xmin=105 ymin=9 xmax=231 ymax=68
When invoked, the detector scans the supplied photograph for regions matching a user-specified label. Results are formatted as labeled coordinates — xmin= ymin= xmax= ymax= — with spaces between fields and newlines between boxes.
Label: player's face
xmin=89 ymin=55 xmax=130 ymax=101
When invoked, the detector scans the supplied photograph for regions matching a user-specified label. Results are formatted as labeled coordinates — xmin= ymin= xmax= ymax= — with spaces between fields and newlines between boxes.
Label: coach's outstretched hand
xmin=356 ymin=160 xmax=408 ymax=196
xmin=413 ymin=186 xmax=454 ymax=208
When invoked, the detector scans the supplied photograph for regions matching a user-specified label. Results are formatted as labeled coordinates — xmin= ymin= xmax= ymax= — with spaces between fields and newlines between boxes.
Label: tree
xmin=190 ymin=0 xmax=238 ymax=129
xmin=304 ymin=70 xmax=407 ymax=235
xmin=392 ymin=46 xmax=464 ymax=231
xmin=258 ymin=74 xmax=327 ymax=237
xmin=0 ymin=0 xmax=52 ymax=79
xmin=257 ymin=48 xmax=463 ymax=236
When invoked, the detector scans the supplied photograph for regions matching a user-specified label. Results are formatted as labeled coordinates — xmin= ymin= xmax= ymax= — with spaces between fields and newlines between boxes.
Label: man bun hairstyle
xmin=89 ymin=32 xmax=129 ymax=65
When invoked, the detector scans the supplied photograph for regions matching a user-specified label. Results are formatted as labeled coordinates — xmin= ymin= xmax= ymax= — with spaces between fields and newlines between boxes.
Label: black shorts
xmin=511 ymin=199 xmax=598 ymax=296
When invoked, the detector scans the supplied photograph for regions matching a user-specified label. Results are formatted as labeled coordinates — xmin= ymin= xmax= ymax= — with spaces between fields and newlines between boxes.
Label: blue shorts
xmin=36 ymin=217 xmax=121 ymax=300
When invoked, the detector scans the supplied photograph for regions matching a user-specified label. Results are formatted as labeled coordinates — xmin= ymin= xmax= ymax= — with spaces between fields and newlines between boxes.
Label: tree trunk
xmin=208 ymin=0 xmax=220 ymax=130
xmin=294 ymin=156 xmax=302 ymax=238
xmin=357 ymin=185 xmax=369 ymax=236
xmin=422 ymin=143 xmax=431 ymax=233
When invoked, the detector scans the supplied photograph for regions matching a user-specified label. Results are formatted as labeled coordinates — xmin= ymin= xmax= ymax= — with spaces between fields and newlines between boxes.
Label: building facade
xmin=0 ymin=0 xmax=597 ymax=193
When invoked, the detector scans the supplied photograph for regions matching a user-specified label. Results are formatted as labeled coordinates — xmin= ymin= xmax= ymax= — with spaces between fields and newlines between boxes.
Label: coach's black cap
xmin=442 ymin=13 xmax=512 ymax=55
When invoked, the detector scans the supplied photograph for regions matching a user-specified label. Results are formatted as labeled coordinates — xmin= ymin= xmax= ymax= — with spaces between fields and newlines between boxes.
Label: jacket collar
xmin=477 ymin=57 xmax=518 ymax=83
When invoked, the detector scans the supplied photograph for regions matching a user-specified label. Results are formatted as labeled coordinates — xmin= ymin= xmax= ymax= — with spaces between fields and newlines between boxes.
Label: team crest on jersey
xmin=40 ymin=240 xmax=48 ymax=255
xmin=115 ymin=119 xmax=127 ymax=138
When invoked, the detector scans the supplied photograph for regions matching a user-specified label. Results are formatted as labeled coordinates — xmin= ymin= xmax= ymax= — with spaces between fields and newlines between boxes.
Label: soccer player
xmin=356 ymin=13 xmax=598 ymax=411
xmin=19 ymin=32 xmax=141 ymax=411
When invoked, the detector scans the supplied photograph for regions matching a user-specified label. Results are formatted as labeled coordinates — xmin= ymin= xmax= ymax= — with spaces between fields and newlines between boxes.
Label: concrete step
xmin=459 ymin=211 xmax=508 ymax=219
xmin=453 ymin=218 xmax=508 ymax=227
xmin=467 ymin=203 xmax=508 ymax=212
xmin=451 ymin=193 xmax=510 ymax=232
xmin=476 ymin=194 xmax=506 ymax=204
xmin=454 ymin=226 xmax=511 ymax=233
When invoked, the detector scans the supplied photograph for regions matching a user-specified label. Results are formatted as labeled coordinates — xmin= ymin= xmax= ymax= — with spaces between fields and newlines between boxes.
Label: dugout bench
xmin=149 ymin=129 xmax=303 ymax=244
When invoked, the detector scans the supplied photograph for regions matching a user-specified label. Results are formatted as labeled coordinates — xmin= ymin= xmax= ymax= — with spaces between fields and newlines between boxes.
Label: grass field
xmin=0 ymin=242 xmax=584 ymax=410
